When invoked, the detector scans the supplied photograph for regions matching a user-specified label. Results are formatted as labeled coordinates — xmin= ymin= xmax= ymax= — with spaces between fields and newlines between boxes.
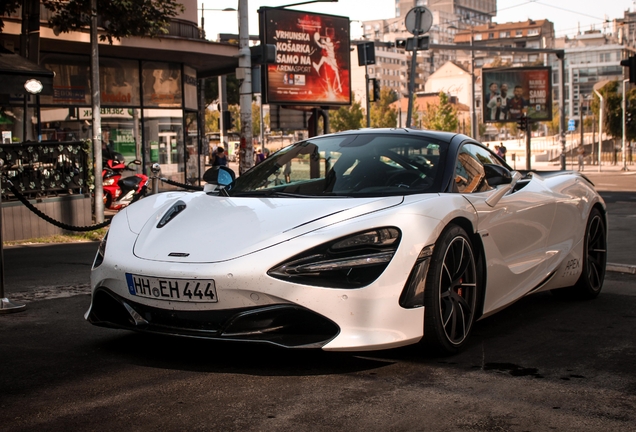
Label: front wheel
xmin=423 ymin=225 xmax=479 ymax=355
xmin=103 ymin=191 xmax=112 ymax=209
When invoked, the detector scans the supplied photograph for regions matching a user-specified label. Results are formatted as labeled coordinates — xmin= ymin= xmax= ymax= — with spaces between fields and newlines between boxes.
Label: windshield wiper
xmin=231 ymin=190 xmax=353 ymax=198
xmin=231 ymin=190 xmax=316 ymax=198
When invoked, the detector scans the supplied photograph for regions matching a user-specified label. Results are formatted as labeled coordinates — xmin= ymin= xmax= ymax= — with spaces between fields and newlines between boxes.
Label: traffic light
xmin=369 ymin=78 xmax=381 ymax=102
xmin=517 ymin=115 xmax=527 ymax=131
xmin=395 ymin=39 xmax=407 ymax=50
xmin=222 ymin=110 xmax=235 ymax=132
xmin=620 ymin=55 xmax=636 ymax=84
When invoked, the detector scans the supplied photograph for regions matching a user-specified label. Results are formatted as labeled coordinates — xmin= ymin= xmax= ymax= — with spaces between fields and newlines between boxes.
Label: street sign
xmin=568 ymin=119 xmax=575 ymax=131
xmin=405 ymin=6 xmax=433 ymax=35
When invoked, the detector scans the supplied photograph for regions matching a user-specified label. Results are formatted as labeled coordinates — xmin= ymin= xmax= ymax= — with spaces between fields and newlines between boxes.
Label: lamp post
xmin=199 ymin=5 xmax=236 ymax=39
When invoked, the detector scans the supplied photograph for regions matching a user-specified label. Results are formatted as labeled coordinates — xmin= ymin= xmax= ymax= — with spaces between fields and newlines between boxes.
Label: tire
xmin=103 ymin=191 xmax=113 ymax=209
xmin=552 ymin=208 xmax=607 ymax=300
xmin=423 ymin=225 xmax=479 ymax=355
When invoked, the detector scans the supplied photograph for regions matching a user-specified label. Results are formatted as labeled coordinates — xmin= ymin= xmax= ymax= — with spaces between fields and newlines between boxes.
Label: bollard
xmin=151 ymin=163 xmax=161 ymax=195
xmin=0 ymin=159 xmax=26 ymax=314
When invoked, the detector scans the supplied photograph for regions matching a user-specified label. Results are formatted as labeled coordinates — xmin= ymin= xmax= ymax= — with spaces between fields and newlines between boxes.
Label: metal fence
xmin=0 ymin=141 xmax=90 ymax=200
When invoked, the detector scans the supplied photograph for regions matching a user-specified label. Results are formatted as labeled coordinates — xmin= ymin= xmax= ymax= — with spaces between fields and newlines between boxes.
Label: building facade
xmin=0 ymin=0 xmax=238 ymax=184
xmin=550 ymin=30 xmax=629 ymax=121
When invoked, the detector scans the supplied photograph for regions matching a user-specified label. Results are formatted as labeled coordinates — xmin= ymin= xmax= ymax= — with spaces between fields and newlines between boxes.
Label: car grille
xmin=87 ymin=288 xmax=340 ymax=349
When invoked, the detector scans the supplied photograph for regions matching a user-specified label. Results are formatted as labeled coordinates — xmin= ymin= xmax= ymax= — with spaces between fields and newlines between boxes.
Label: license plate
xmin=125 ymin=274 xmax=217 ymax=303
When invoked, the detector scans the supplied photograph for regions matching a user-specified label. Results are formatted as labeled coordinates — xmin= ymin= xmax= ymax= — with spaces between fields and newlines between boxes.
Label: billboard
xmin=259 ymin=8 xmax=351 ymax=106
xmin=482 ymin=67 xmax=552 ymax=123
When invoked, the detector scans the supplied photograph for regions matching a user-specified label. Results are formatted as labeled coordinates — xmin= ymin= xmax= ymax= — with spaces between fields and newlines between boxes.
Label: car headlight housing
xmin=92 ymin=232 xmax=108 ymax=269
xmin=268 ymin=227 xmax=401 ymax=289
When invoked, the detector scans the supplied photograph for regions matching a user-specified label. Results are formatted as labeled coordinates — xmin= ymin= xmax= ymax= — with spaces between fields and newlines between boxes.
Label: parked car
xmin=87 ymin=128 xmax=607 ymax=355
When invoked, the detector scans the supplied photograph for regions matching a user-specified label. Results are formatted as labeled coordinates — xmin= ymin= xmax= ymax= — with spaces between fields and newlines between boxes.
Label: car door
xmin=453 ymin=143 xmax=557 ymax=315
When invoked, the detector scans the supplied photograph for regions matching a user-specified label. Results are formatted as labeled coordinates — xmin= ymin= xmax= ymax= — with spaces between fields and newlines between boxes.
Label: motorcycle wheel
xmin=103 ymin=191 xmax=113 ymax=209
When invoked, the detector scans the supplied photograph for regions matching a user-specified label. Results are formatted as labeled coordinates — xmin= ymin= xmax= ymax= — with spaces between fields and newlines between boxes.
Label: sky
xmin=200 ymin=0 xmax=634 ymax=40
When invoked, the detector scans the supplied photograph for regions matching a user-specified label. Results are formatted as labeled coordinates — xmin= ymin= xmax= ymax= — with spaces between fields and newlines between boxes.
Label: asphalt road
xmin=0 ymin=169 xmax=635 ymax=431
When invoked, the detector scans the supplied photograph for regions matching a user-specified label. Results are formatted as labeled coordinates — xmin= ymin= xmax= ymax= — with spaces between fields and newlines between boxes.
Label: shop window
xmin=144 ymin=109 xmax=184 ymax=183
xmin=142 ymin=62 xmax=183 ymax=108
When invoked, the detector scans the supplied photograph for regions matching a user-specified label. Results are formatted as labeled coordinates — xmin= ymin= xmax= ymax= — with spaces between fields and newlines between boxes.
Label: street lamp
xmin=199 ymin=5 xmax=237 ymax=39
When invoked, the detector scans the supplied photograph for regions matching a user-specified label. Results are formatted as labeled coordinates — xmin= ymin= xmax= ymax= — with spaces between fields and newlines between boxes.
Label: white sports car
xmin=87 ymin=129 xmax=607 ymax=354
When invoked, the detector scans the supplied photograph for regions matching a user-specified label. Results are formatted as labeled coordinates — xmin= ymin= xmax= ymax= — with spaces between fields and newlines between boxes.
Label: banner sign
xmin=259 ymin=8 xmax=351 ymax=106
xmin=482 ymin=67 xmax=552 ymax=123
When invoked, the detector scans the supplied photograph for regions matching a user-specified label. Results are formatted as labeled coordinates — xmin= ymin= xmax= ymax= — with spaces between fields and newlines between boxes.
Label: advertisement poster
xmin=260 ymin=8 xmax=351 ymax=106
xmin=482 ymin=67 xmax=552 ymax=123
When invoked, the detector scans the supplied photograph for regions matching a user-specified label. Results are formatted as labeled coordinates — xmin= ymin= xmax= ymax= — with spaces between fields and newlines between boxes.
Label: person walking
xmin=210 ymin=147 xmax=228 ymax=167
xmin=577 ymin=144 xmax=586 ymax=171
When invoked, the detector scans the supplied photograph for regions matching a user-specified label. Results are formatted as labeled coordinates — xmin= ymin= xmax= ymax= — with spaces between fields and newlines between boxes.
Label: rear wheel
xmin=552 ymin=208 xmax=606 ymax=299
xmin=423 ymin=225 xmax=479 ymax=355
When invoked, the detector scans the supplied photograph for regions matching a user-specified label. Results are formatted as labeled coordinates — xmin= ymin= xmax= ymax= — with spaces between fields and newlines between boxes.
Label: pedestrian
xmin=255 ymin=149 xmax=265 ymax=164
xmin=577 ymin=144 xmax=586 ymax=171
xmin=210 ymin=147 xmax=228 ymax=167
xmin=498 ymin=142 xmax=507 ymax=161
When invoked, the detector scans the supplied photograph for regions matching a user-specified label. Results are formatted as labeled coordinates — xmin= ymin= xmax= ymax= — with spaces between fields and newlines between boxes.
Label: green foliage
xmin=411 ymin=95 xmax=422 ymax=128
xmin=423 ymin=92 xmax=458 ymax=132
xmin=330 ymin=100 xmax=364 ymax=132
xmin=590 ymin=81 xmax=623 ymax=139
xmin=41 ymin=0 xmax=184 ymax=43
xmin=204 ymin=75 xmax=240 ymax=108
xmin=370 ymin=87 xmax=398 ymax=128
xmin=0 ymin=0 xmax=21 ymax=32
xmin=205 ymin=110 xmax=219 ymax=134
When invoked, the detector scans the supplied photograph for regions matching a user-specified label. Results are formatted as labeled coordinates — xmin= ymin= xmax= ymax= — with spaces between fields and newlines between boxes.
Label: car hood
xmin=130 ymin=193 xmax=404 ymax=263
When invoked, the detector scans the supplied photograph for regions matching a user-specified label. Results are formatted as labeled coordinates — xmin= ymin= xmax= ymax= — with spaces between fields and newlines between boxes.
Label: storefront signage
xmin=80 ymin=108 xmax=133 ymax=119
xmin=259 ymin=8 xmax=351 ymax=106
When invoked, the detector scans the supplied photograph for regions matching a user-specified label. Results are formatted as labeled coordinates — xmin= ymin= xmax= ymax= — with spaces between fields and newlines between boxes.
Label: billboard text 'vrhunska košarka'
xmin=482 ymin=67 xmax=552 ymax=123
xmin=259 ymin=8 xmax=351 ymax=106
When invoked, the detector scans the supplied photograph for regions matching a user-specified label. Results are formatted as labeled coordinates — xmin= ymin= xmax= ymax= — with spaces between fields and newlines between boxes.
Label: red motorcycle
xmin=102 ymin=153 xmax=149 ymax=210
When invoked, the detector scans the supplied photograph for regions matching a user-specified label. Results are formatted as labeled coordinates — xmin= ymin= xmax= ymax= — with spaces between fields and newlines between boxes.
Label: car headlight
xmin=268 ymin=227 xmax=400 ymax=289
xmin=92 ymin=232 xmax=108 ymax=269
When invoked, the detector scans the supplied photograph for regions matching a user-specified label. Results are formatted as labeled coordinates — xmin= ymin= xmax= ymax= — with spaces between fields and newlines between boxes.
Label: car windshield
xmin=228 ymin=133 xmax=449 ymax=197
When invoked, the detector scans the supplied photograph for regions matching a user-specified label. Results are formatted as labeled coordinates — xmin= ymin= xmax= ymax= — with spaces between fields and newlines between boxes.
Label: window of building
xmin=515 ymin=30 xmax=523 ymax=37
xmin=528 ymin=28 xmax=539 ymax=36
xmin=500 ymin=31 xmax=510 ymax=38
xmin=474 ymin=33 xmax=482 ymax=41
xmin=488 ymin=32 xmax=495 ymax=39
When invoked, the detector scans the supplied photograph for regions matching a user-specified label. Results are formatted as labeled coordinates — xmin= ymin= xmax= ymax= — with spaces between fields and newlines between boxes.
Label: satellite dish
xmin=405 ymin=6 xmax=433 ymax=35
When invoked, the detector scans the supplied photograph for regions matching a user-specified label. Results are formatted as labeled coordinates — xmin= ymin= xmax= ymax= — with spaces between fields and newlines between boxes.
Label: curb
xmin=607 ymin=263 xmax=636 ymax=275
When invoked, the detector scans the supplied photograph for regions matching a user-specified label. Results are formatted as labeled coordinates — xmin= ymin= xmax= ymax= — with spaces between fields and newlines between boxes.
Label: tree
xmin=41 ymin=0 xmax=184 ymax=43
xmin=0 ymin=1 xmax=21 ymax=32
xmin=423 ymin=92 xmax=458 ymax=132
xmin=590 ymin=81 xmax=623 ymax=139
xmin=204 ymin=75 xmax=240 ymax=109
xmin=370 ymin=87 xmax=398 ymax=128
xmin=330 ymin=100 xmax=364 ymax=132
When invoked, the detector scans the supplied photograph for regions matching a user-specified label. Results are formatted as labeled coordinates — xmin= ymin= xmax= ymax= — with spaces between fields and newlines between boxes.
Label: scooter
xmin=102 ymin=154 xmax=149 ymax=210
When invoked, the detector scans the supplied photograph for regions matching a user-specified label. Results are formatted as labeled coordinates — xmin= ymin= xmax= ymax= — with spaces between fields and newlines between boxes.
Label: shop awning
xmin=0 ymin=47 xmax=54 ymax=95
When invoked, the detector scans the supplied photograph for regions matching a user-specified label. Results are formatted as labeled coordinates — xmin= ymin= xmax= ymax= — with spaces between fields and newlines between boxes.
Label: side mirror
xmin=483 ymin=163 xmax=512 ymax=187
xmin=203 ymin=165 xmax=236 ymax=186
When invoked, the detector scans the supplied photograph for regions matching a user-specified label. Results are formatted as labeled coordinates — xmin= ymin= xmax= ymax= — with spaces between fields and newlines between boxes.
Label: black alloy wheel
xmin=423 ymin=225 xmax=479 ymax=355
xmin=552 ymin=208 xmax=606 ymax=300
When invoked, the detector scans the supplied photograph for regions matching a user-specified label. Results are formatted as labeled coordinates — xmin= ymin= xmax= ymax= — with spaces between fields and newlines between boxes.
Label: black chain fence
xmin=0 ymin=141 xmax=205 ymax=234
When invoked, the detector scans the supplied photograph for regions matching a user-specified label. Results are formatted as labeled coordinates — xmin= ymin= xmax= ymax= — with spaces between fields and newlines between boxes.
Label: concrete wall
xmin=1 ymin=195 xmax=92 ymax=242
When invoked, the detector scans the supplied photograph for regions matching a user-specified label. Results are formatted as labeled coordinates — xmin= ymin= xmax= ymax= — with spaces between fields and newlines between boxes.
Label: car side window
xmin=454 ymin=143 xmax=493 ymax=193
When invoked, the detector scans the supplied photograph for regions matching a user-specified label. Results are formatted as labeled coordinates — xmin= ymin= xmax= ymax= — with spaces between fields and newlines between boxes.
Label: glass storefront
xmin=5 ymin=53 xmax=204 ymax=186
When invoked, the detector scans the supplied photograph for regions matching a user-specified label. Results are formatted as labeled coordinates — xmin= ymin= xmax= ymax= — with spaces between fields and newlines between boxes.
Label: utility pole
xmin=558 ymin=52 xmax=566 ymax=171
xmin=238 ymin=0 xmax=253 ymax=174
xmin=91 ymin=0 xmax=104 ymax=223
